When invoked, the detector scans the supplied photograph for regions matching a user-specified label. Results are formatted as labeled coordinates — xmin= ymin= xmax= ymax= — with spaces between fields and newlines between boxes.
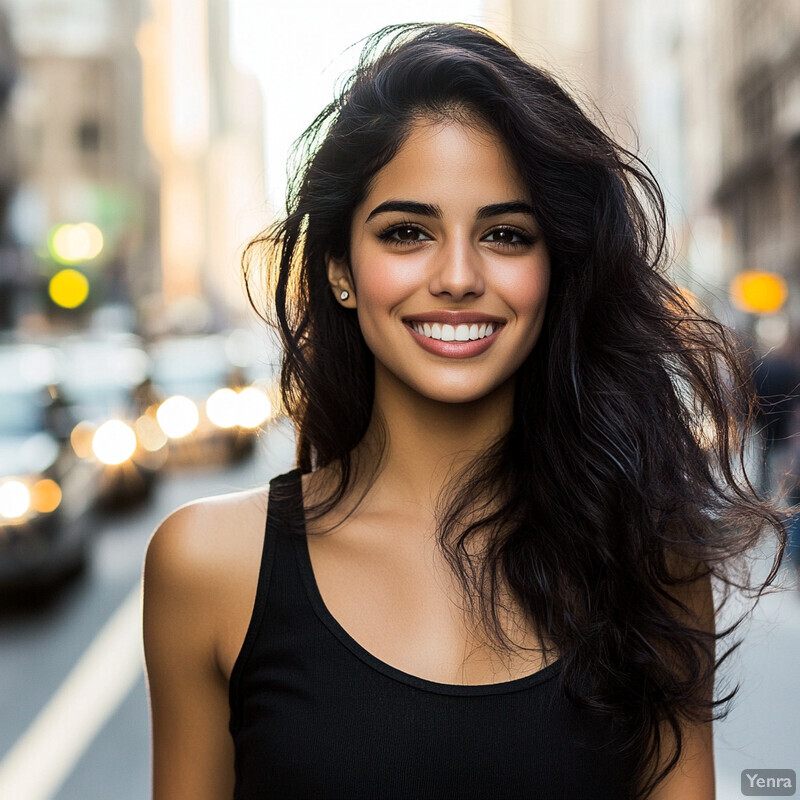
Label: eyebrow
xmin=476 ymin=201 xmax=536 ymax=220
xmin=365 ymin=200 xmax=536 ymax=222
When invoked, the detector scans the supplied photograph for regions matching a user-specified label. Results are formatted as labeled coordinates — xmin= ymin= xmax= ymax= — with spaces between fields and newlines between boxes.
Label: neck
xmin=353 ymin=365 xmax=514 ymax=513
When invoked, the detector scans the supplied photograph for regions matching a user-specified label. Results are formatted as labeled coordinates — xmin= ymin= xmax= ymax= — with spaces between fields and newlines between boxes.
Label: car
xmin=0 ymin=343 xmax=102 ymax=592
xmin=55 ymin=334 xmax=168 ymax=506
xmin=149 ymin=333 xmax=274 ymax=466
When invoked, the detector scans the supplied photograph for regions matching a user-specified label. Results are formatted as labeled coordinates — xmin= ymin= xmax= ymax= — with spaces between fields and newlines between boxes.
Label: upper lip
xmin=402 ymin=311 xmax=506 ymax=325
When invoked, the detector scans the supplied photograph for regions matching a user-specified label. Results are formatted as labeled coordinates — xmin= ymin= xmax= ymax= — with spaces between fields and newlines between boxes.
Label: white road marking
xmin=0 ymin=584 xmax=144 ymax=800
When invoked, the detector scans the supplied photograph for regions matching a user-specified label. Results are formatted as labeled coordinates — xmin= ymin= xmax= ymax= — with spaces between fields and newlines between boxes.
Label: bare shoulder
xmin=143 ymin=488 xmax=272 ymax=799
xmin=144 ymin=485 xmax=271 ymax=678
xmin=146 ymin=486 xmax=269 ymax=578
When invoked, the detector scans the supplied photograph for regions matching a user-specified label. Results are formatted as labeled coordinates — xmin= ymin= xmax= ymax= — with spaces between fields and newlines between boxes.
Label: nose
xmin=428 ymin=236 xmax=485 ymax=300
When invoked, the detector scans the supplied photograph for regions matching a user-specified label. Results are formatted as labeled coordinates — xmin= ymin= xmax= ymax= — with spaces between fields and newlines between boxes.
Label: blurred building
xmin=0 ymin=6 xmax=22 ymax=329
xmin=613 ymin=0 xmax=727 ymax=301
xmin=485 ymin=0 xmax=632 ymax=135
xmin=715 ymin=0 xmax=800 ymax=326
xmin=2 ymin=0 xmax=161 ymax=328
xmin=138 ymin=0 xmax=266 ymax=335
xmin=484 ymin=0 xmax=731 ymax=307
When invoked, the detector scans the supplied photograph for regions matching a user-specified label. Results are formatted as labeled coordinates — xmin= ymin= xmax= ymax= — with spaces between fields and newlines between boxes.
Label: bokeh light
xmin=237 ymin=386 xmax=272 ymax=429
xmin=92 ymin=420 xmax=137 ymax=466
xmin=730 ymin=271 xmax=788 ymax=314
xmin=70 ymin=421 xmax=97 ymax=459
xmin=31 ymin=479 xmax=62 ymax=514
xmin=156 ymin=396 xmax=200 ymax=439
xmin=50 ymin=222 xmax=104 ymax=264
xmin=134 ymin=414 xmax=168 ymax=452
xmin=0 ymin=481 xmax=31 ymax=520
xmin=49 ymin=269 xmax=90 ymax=309
xmin=206 ymin=388 xmax=239 ymax=428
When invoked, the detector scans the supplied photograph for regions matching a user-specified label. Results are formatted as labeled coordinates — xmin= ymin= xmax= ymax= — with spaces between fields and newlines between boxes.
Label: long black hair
xmin=243 ymin=23 xmax=786 ymax=798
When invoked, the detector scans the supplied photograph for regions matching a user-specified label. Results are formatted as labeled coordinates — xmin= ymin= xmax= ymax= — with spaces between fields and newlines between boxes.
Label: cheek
xmin=494 ymin=261 xmax=550 ymax=319
xmin=351 ymin=252 xmax=423 ymax=314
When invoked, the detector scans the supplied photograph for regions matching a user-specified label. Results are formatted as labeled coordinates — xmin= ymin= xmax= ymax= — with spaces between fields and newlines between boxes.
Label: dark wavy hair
xmin=243 ymin=22 xmax=786 ymax=798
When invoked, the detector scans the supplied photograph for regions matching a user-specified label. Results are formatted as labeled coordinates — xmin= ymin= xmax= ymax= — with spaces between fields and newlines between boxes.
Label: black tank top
xmin=229 ymin=470 xmax=640 ymax=799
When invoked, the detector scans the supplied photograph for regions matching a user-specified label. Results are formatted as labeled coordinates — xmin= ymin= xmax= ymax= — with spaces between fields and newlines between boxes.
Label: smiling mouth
xmin=406 ymin=321 xmax=500 ymax=341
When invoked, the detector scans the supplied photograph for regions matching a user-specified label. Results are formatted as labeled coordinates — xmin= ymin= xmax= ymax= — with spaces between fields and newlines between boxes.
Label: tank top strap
xmin=265 ymin=467 xmax=305 ymax=539
xmin=228 ymin=468 xmax=304 ymax=735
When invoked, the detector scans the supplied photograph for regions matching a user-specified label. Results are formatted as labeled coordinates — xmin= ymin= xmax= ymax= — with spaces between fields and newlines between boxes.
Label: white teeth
xmin=410 ymin=321 xmax=500 ymax=342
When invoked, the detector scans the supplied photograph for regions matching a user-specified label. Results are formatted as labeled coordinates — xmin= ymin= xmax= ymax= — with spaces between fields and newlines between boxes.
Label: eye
xmin=377 ymin=223 xmax=432 ymax=246
xmin=482 ymin=227 xmax=535 ymax=247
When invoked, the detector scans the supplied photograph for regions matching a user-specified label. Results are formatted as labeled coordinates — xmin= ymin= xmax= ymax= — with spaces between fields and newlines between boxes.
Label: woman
xmin=143 ymin=23 xmax=785 ymax=799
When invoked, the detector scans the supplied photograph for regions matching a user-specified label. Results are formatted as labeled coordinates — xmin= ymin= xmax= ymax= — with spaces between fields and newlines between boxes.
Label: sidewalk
xmin=714 ymin=559 xmax=800 ymax=799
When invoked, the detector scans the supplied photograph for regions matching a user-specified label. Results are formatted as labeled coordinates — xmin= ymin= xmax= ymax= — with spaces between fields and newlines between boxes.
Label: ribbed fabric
xmin=229 ymin=469 xmax=639 ymax=800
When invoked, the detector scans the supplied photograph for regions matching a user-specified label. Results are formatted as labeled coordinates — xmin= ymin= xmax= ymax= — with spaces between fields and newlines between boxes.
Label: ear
xmin=326 ymin=255 xmax=356 ymax=308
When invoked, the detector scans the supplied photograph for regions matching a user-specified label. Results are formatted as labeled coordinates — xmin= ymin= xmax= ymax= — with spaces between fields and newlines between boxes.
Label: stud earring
xmin=339 ymin=290 xmax=350 ymax=301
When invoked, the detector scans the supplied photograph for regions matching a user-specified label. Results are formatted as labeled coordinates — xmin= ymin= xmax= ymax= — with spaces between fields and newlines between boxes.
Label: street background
xmin=0 ymin=1 xmax=798 ymax=798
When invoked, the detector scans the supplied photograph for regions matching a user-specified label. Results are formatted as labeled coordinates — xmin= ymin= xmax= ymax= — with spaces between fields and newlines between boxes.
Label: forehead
xmin=358 ymin=118 xmax=529 ymax=214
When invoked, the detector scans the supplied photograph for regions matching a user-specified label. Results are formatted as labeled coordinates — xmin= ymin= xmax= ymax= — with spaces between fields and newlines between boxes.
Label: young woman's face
xmin=331 ymin=118 xmax=550 ymax=406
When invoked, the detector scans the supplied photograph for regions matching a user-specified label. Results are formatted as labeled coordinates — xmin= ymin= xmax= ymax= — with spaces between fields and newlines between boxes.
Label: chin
xmin=412 ymin=382 xmax=511 ymax=407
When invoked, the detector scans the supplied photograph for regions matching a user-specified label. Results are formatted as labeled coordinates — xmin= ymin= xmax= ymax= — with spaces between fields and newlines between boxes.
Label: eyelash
xmin=376 ymin=222 xmax=536 ymax=249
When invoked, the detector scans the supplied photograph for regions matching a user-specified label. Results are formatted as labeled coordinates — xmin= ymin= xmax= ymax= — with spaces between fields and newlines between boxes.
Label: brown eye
xmin=484 ymin=227 xmax=534 ymax=247
xmin=377 ymin=224 xmax=431 ymax=245
xmin=395 ymin=226 xmax=420 ymax=241
xmin=488 ymin=228 xmax=517 ymax=243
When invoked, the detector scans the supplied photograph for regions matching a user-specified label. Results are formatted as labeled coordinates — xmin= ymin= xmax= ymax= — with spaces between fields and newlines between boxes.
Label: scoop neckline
xmin=291 ymin=471 xmax=565 ymax=697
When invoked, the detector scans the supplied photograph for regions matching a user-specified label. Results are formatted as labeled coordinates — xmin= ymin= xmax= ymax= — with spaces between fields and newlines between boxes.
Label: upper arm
xmin=143 ymin=504 xmax=239 ymax=800
xmin=647 ymin=563 xmax=716 ymax=800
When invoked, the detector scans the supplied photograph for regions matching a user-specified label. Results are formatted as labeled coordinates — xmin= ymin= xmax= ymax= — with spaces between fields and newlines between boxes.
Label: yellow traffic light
xmin=49 ymin=268 xmax=90 ymax=309
xmin=730 ymin=271 xmax=788 ymax=314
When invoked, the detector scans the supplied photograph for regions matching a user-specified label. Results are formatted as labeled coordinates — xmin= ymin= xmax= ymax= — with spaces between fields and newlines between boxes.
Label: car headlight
xmin=134 ymin=413 xmax=168 ymax=452
xmin=0 ymin=480 xmax=31 ymax=520
xmin=156 ymin=395 xmax=199 ymax=439
xmin=31 ymin=478 xmax=62 ymax=513
xmin=237 ymin=386 xmax=272 ymax=429
xmin=0 ymin=477 xmax=62 ymax=521
xmin=206 ymin=388 xmax=239 ymax=429
xmin=92 ymin=420 xmax=137 ymax=465
xmin=71 ymin=420 xmax=96 ymax=459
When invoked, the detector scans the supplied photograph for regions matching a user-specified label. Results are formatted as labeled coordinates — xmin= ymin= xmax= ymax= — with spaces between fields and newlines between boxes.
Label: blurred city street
xmin=0 ymin=417 xmax=797 ymax=798
xmin=0 ymin=418 xmax=295 ymax=799
xmin=0 ymin=0 xmax=798 ymax=797
xmin=714 ymin=566 xmax=800 ymax=799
